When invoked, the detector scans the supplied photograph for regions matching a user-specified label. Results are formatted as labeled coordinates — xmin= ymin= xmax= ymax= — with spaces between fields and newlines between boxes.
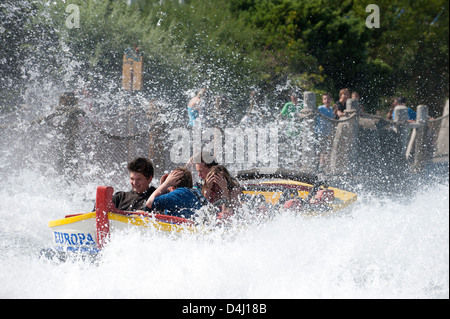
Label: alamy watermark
xmin=366 ymin=4 xmax=380 ymax=29
xmin=65 ymin=3 xmax=380 ymax=30
xmin=170 ymin=125 xmax=279 ymax=167
xmin=65 ymin=4 xmax=80 ymax=29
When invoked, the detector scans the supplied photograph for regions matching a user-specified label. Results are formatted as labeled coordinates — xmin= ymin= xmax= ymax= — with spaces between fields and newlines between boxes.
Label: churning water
xmin=0 ymin=166 xmax=448 ymax=299
xmin=1 ymin=0 xmax=448 ymax=300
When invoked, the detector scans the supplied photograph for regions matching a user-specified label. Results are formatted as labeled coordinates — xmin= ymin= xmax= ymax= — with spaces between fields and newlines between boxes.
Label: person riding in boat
xmin=187 ymin=150 xmax=220 ymax=189
xmin=106 ymin=157 xmax=156 ymax=211
xmin=187 ymin=87 xmax=207 ymax=127
xmin=144 ymin=167 xmax=207 ymax=219
xmin=202 ymin=165 xmax=242 ymax=215
xmin=189 ymin=150 xmax=239 ymax=186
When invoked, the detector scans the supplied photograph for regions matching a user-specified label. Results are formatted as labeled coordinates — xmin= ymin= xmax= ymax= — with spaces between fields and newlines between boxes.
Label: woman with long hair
xmin=202 ymin=165 xmax=241 ymax=214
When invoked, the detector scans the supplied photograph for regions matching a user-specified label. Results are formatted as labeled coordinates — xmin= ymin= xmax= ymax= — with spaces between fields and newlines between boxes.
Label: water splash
xmin=0 ymin=166 xmax=448 ymax=298
xmin=0 ymin=1 xmax=448 ymax=299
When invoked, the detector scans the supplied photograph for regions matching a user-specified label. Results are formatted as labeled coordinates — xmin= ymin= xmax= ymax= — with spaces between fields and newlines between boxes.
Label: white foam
xmin=0 ymin=170 xmax=448 ymax=298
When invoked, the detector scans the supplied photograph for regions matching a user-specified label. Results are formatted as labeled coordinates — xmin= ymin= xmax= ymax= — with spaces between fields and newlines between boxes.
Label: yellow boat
xmin=44 ymin=168 xmax=356 ymax=259
xmin=238 ymin=168 xmax=357 ymax=213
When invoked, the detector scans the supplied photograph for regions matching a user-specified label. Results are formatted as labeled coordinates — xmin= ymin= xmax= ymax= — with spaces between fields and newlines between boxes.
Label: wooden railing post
xmin=412 ymin=105 xmax=429 ymax=172
xmin=299 ymin=91 xmax=317 ymax=173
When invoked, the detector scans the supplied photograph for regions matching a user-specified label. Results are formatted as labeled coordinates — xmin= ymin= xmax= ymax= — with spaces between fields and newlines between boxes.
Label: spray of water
xmin=1 ymin=1 xmax=448 ymax=299
xmin=0 ymin=169 xmax=448 ymax=298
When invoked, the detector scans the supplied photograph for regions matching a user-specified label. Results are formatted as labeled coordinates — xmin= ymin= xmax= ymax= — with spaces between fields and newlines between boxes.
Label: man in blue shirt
xmin=315 ymin=92 xmax=335 ymax=172
xmin=391 ymin=97 xmax=416 ymax=122
xmin=316 ymin=93 xmax=335 ymax=136
xmin=144 ymin=167 xmax=206 ymax=219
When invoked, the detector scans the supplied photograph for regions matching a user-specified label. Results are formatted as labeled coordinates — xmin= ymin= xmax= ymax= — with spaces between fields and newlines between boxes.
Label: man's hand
xmin=145 ymin=170 xmax=184 ymax=210
xmin=163 ymin=170 xmax=184 ymax=188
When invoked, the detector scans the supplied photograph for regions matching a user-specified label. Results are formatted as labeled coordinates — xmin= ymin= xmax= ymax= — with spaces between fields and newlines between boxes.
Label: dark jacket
xmin=333 ymin=101 xmax=346 ymax=119
xmin=112 ymin=186 xmax=156 ymax=211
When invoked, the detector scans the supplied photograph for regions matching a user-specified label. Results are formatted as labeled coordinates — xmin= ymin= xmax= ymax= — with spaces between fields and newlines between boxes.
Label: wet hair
xmin=173 ymin=167 xmax=193 ymax=189
xmin=193 ymin=151 xmax=219 ymax=168
xmin=127 ymin=157 xmax=154 ymax=179
xmin=203 ymin=165 xmax=240 ymax=193
xmin=351 ymin=91 xmax=360 ymax=98
xmin=395 ymin=96 xmax=407 ymax=105
xmin=339 ymin=88 xmax=351 ymax=98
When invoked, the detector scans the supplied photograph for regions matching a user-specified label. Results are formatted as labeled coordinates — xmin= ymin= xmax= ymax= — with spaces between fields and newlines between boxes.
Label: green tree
xmin=1 ymin=0 xmax=448 ymax=116
xmin=352 ymin=0 xmax=449 ymax=115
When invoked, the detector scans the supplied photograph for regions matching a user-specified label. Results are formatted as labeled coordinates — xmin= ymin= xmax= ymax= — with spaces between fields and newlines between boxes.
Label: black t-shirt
xmin=112 ymin=186 xmax=156 ymax=211
xmin=334 ymin=101 xmax=346 ymax=119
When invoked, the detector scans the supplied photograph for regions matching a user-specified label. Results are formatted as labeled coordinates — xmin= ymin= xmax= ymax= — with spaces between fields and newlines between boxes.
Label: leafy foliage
xmin=1 ymin=0 xmax=448 ymax=115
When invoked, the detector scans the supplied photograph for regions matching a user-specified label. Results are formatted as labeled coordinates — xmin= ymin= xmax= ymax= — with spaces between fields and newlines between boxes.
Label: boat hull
xmin=46 ymin=174 xmax=357 ymax=254
xmin=48 ymin=211 xmax=196 ymax=253
xmin=242 ymin=179 xmax=357 ymax=213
